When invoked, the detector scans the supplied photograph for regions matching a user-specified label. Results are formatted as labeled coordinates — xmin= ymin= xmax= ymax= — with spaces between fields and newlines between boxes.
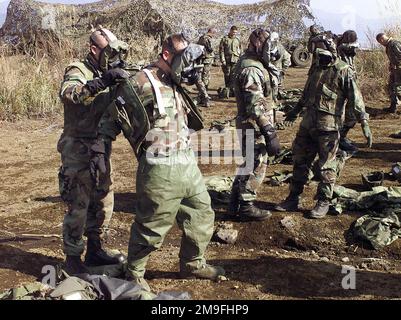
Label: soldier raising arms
xmin=58 ymin=28 xmax=128 ymax=274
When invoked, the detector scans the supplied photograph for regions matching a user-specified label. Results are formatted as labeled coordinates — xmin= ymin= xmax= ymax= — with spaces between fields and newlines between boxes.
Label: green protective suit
xmin=219 ymin=35 xmax=242 ymax=90
xmin=58 ymin=55 xmax=115 ymax=256
xmin=231 ymin=52 xmax=276 ymax=202
xmin=386 ymin=39 xmax=401 ymax=109
xmin=289 ymin=58 xmax=369 ymax=201
xmin=107 ymin=66 xmax=214 ymax=278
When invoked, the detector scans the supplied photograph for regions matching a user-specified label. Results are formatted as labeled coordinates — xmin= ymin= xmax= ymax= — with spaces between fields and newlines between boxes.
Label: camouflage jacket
xmin=219 ymin=35 xmax=242 ymax=65
xmin=233 ymin=52 xmax=275 ymax=129
xmin=59 ymin=55 xmax=117 ymax=139
xmin=271 ymin=42 xmax=291 ymax=71
xmin=198 ymin=34 xmax=214 ymax=64
xmin=299 ymin=58 xmax=368 ymax=132
xmin=386 ymin=39 xmax=401 ymax=70
xmin=109 ymin=65 xmax=193 ymax=158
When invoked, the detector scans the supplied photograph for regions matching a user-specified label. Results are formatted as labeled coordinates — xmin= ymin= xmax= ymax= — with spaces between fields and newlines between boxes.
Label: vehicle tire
xmin=291 ymin=45 xmax=312 ymax=68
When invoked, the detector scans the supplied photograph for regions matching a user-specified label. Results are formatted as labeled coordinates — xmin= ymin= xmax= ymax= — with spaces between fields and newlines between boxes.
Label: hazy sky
xmin=1 ymin=0 xmax=400 ymax=45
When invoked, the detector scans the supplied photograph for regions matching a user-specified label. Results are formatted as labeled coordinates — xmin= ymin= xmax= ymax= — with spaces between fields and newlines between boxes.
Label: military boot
xmin=180 ymin=264 xmax=225 ymax=281
xmin=228 ymin=187 xmax=240 ymax=214
xmin=386 ymin=101 xmax=398 ymax=113
xmin=308 ymin=200 xmax=331 ymax=219
xmin=64 ymin=255 xmax=90 ymax=275
xmin=239 ymin=201 xmax=272 ymax=221
xmin=275 ymin=195 xmax=300 ymax=212
xmin=84 ymin=237 xmax=121 ymax=267
xmin=339 ymin=137 xmax=359 ymax=153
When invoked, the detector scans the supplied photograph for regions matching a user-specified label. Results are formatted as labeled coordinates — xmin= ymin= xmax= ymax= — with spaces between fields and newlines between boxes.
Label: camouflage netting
xmin=0 ymin=0 xmax=315 ymax=61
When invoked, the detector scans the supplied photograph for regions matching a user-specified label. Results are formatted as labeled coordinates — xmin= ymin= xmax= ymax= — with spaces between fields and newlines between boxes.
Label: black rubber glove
xmin=284 ymin=103 xmax=303 ymax=127
xmin=86 ymin=68 xmax=128 ymax=95
xmin=260 ymin=124 xmax=281 ymax=156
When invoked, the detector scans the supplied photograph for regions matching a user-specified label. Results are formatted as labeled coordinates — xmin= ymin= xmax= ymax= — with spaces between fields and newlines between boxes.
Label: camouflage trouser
xmin=388 ymin=69 xmax=401 ymax=108
xmin=58 ymin=135 xmax=114 ymax=256
xmin=127 ymin=149 xmax=215 ymax=278
xmin=195 ymin=77 xmax=207 ymax=102
xmin=222 ymin=62 xmax=237 ymax=91
xmin=201 ymin=63 xmax=212 ymax=89
xmin=231 ymin=120 xmax=269 ymax=202
xmin=290 ymin=126 xmax=339 ymax=201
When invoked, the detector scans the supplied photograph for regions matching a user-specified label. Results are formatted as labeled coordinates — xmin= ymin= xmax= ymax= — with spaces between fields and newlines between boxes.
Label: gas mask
xmin=338 ymin=42 xmax=360 ymax=57
xmin=250 ymin=28 xmax=271 ymax=68
xmin=98 ymin=40 xmax=129 ymax=72
xmin=169 ymin=43 xmax=205 ymax=86
xmin=91 ymin=28 xmax=129 ymax=72
xmin=315 ymin=48 xmax=335 ymax=68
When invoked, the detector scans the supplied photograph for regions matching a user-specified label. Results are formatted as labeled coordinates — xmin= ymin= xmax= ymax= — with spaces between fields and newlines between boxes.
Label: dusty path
xmin=1 ymin=66 xmax=401 ymax=299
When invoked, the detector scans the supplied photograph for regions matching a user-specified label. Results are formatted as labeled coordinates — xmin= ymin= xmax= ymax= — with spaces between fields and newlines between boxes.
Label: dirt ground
xmin=2 ymin=66 xmax=401 ymax=300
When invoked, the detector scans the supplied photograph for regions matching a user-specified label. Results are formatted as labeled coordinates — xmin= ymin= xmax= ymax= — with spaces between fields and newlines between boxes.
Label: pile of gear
xmin=0 ymin=269 xmax=191 ymax=300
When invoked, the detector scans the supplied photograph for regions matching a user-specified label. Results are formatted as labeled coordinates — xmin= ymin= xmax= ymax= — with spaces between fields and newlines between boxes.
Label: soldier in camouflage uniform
xmin=377 ymin=33 xmax=401 ymax=113
xmin=270 ymin=32 xmax=292 ymax=100
xmin=58 ymin=28 xmax=129 ymax=274
xmin=229 ymin=28 xmax=281 ymax=221
xmin=219 ymin=26 xmax=242 ymax=97
xmin=107 ymin=34 xmax=225 ymax=290
xmin=196 ymin=28 xmax=217 ymax=107
xmin=337 ymin=30 xmax=361 ymax=153
xmin=275 ymin=48 xmax=372 ymax=219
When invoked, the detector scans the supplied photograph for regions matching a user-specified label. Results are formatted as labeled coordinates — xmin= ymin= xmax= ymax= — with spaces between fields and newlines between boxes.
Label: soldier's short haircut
xmin=230 ymin=26 xmax=238 ymax=32
xmin=376 ymin=33 xmax=386 ymax=42
xmin=162 ymin=34 xmax=188 ymax=53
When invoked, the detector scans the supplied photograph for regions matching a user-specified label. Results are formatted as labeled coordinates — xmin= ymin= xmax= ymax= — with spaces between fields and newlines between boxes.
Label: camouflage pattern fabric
xmin=288 ymin=58 xmax=368 ymax=201
xmin=58 ymin=57 xmax=115 ymax=256
xmin=204 ymin=176 xmax=235 ymax=205
xmin=354 ymin=210 xmax=401 ymax=250
xmin=198 ymin=34 xmax=213 ymax=88
xmin=271 ymin=42 xmax=291 ymax=98
xmin=386 ymin=39 xmax=401 ymax=108
xmin=219 ymin=35 xmax=242 ymax=89
xmin=388 ymin=69 xmax=401 ymax=109
xmin=231 ymin=52 xmax=275 ymax=202
xmin=58 ymin=136 xmax=114 ymax=256
xmin=126 ymin=66 xmax=192 ymax=156
xmin=291 ymin=127 xmax=339 ymax=200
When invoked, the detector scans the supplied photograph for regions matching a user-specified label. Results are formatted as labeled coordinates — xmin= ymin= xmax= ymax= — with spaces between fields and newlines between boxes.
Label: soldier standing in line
xmin=229 ymin=28 xmax=281 ymax=221
xmin=270 ymin=31 xmax=292 ymax=100
xmin=377 ymin=33 xmax=401 ymax=114
xmin=196 ymin=28 xmax=217 ymax=107
xmin=219 ymin=26 xmax=242 ymax=98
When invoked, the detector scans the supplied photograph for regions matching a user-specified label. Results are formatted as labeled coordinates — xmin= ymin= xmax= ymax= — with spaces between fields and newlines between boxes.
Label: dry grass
xmin=0 ymin=36 xmax=78 ymax=121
